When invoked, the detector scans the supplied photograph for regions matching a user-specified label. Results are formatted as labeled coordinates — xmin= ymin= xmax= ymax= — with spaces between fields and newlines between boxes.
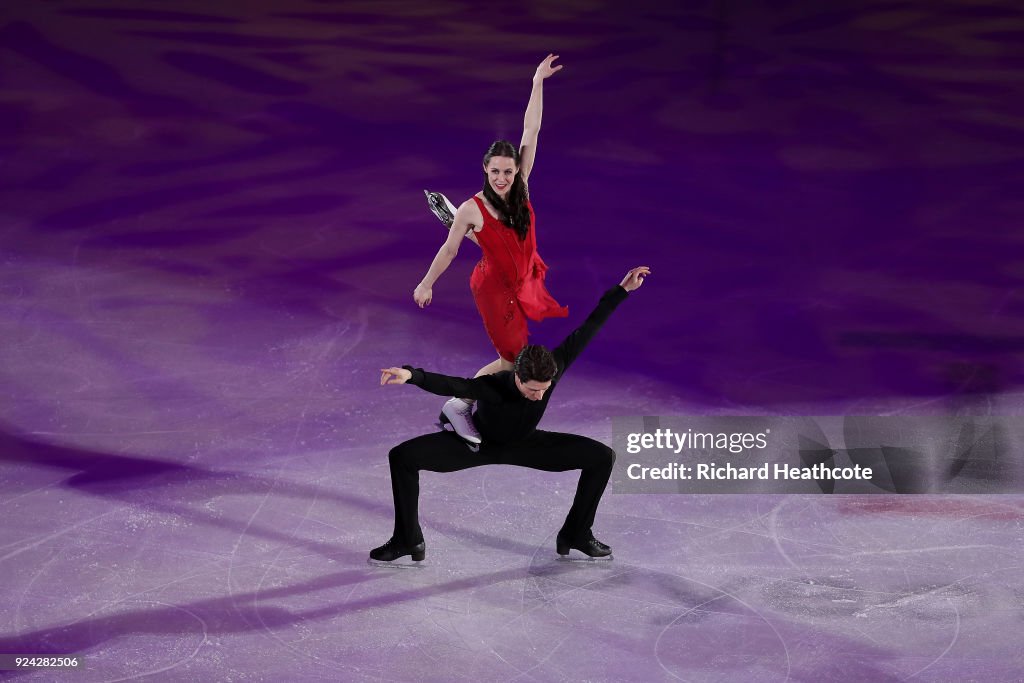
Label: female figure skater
xmin=413 ymin=54 xmax=568 ymax=444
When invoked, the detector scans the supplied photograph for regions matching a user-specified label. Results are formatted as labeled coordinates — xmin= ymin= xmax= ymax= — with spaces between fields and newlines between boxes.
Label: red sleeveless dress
xmin=469 ymin=196 xmax=568 ymax=361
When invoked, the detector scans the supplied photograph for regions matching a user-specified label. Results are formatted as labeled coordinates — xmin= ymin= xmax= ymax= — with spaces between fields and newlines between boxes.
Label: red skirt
xmin=471 ymin=252 xmax=567 ymax=361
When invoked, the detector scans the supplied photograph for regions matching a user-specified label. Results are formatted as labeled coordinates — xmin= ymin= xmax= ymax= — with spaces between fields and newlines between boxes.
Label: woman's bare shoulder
xmin=459 ymin=196 xmax=486 ymax=232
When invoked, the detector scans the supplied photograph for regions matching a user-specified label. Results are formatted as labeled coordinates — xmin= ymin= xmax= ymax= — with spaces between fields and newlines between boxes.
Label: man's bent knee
xmin=389 ymin=444 xmax=412 ymax=467
xmin=603 ymin=444 xmax=616 ymax=468
xmin=588 ymin=442 xmax=615 ymax=470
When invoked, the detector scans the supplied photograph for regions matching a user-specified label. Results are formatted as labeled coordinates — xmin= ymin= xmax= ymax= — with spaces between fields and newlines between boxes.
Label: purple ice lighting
xmin=1 ymin=0 xmax=1022 ymax=680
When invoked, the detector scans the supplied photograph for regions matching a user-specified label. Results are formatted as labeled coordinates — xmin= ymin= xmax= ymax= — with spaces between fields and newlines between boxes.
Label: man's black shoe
xmin=556 ymin=531 xmax=612 ymax=558
xmin=369 ymin=537 xmax=426 ymax=562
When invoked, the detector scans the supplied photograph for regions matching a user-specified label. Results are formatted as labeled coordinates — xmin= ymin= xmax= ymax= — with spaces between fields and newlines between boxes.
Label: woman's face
xmin=483 ymin=156 xmax=518 ymax=198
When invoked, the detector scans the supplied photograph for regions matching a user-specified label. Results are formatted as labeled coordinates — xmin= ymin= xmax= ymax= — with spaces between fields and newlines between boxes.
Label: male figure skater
xmin=371 ymin=266 xmax=650 ymax=563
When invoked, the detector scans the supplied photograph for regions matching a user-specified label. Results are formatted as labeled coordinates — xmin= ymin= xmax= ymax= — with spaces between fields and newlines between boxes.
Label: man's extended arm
xmin=380 ymin=366 xmax=503 ymax=402
xmin=552 ymin=266 xmax=649 ymax=376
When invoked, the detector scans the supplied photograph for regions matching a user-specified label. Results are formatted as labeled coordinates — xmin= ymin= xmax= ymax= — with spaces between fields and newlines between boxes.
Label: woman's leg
xmin=473 ymin=357 xmax=514 ymax=377
xmin=445 ymin=279 xmax=525 ymax=443
xmin=442 ymin=356 xmax=514 ymax=443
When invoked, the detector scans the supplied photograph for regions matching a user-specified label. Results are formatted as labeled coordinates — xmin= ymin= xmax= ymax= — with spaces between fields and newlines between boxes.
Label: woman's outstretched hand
xmin=380 ymin=367 xmax=412 ymax=385
xmin=413 ymin=283 xmax=432 ymax=308
xmin=534 ymin=54 xmax=562 ymax=81
xmin=620 ymin=266 xmax=651 ymax=292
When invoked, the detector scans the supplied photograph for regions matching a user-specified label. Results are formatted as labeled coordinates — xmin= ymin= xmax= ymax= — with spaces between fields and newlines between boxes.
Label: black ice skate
xmin=556 ymin=531 xmax=613 ymax=561
xmin=368 ymin=537 xmax=426 ymax=567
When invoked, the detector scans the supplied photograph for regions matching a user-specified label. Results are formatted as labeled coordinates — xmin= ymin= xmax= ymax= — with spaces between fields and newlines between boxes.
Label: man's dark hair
xmin=513 ymin=345 xmax=557 ymax=383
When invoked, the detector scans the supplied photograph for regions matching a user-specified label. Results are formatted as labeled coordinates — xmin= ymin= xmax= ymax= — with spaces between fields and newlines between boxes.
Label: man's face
xmin=515 ymin=375 xmax=552 ymax=401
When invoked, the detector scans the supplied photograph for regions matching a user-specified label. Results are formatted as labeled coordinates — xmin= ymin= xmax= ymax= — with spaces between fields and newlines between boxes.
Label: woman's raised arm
xmin=519 ymin=54 xmax=562 ymax=184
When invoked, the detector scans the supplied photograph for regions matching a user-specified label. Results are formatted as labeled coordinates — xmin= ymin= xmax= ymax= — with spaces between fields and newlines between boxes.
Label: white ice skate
xmin=439 ymin=397 xmax=482 ymax=445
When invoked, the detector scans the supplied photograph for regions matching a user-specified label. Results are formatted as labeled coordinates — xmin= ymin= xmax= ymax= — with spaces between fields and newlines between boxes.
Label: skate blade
xmin=424 ymin=190 xmax=455 ymax=228
xmin=424 ymin=189 xmax=456 ymax=214
xmin=436 ymin=420 xmax=481 ymax=453
xmin=556 ymin=554 xmax=614 ymax=562
xmin=367 ymin=557 xmax=426 ymax=569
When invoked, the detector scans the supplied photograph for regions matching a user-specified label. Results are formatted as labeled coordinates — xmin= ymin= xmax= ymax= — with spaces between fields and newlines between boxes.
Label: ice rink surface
xmin=1 ymin=1 xmax=1023 ymax=680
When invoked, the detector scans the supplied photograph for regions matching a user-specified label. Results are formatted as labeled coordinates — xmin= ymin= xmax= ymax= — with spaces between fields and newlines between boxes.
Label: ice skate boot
xmin=556 ymin=531 xmax=613 ymax=561
xmin=439 ymin=397 xmax=482 ymax=445
xmin=424 ymin=190 xmax=456 ymax=229
xmin=368 ymin=537 xmax=426 ymax=567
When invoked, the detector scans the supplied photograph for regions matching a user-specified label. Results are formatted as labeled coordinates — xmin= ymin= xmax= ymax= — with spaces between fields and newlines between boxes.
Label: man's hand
xmin=380 ymin=367 xmax=412 ymax=385
xmin=620 ymin=266 xmax=650 ymax=292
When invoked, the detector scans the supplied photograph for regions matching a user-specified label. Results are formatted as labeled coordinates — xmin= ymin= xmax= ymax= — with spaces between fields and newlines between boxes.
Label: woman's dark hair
xmin=481 ymin=140 xmax=530 ymax=240
xmin=514 ymin=345 xmax=557 ymax=383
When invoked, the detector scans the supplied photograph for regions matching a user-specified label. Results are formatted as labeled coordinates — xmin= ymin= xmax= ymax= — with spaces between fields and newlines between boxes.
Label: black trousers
xmin=387 ymin=430 xmax=616 ymax=544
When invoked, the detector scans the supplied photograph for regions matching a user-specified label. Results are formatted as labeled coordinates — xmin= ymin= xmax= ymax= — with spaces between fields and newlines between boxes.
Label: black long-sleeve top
xmin=404 ymin=285 xmax=629 ymax=444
